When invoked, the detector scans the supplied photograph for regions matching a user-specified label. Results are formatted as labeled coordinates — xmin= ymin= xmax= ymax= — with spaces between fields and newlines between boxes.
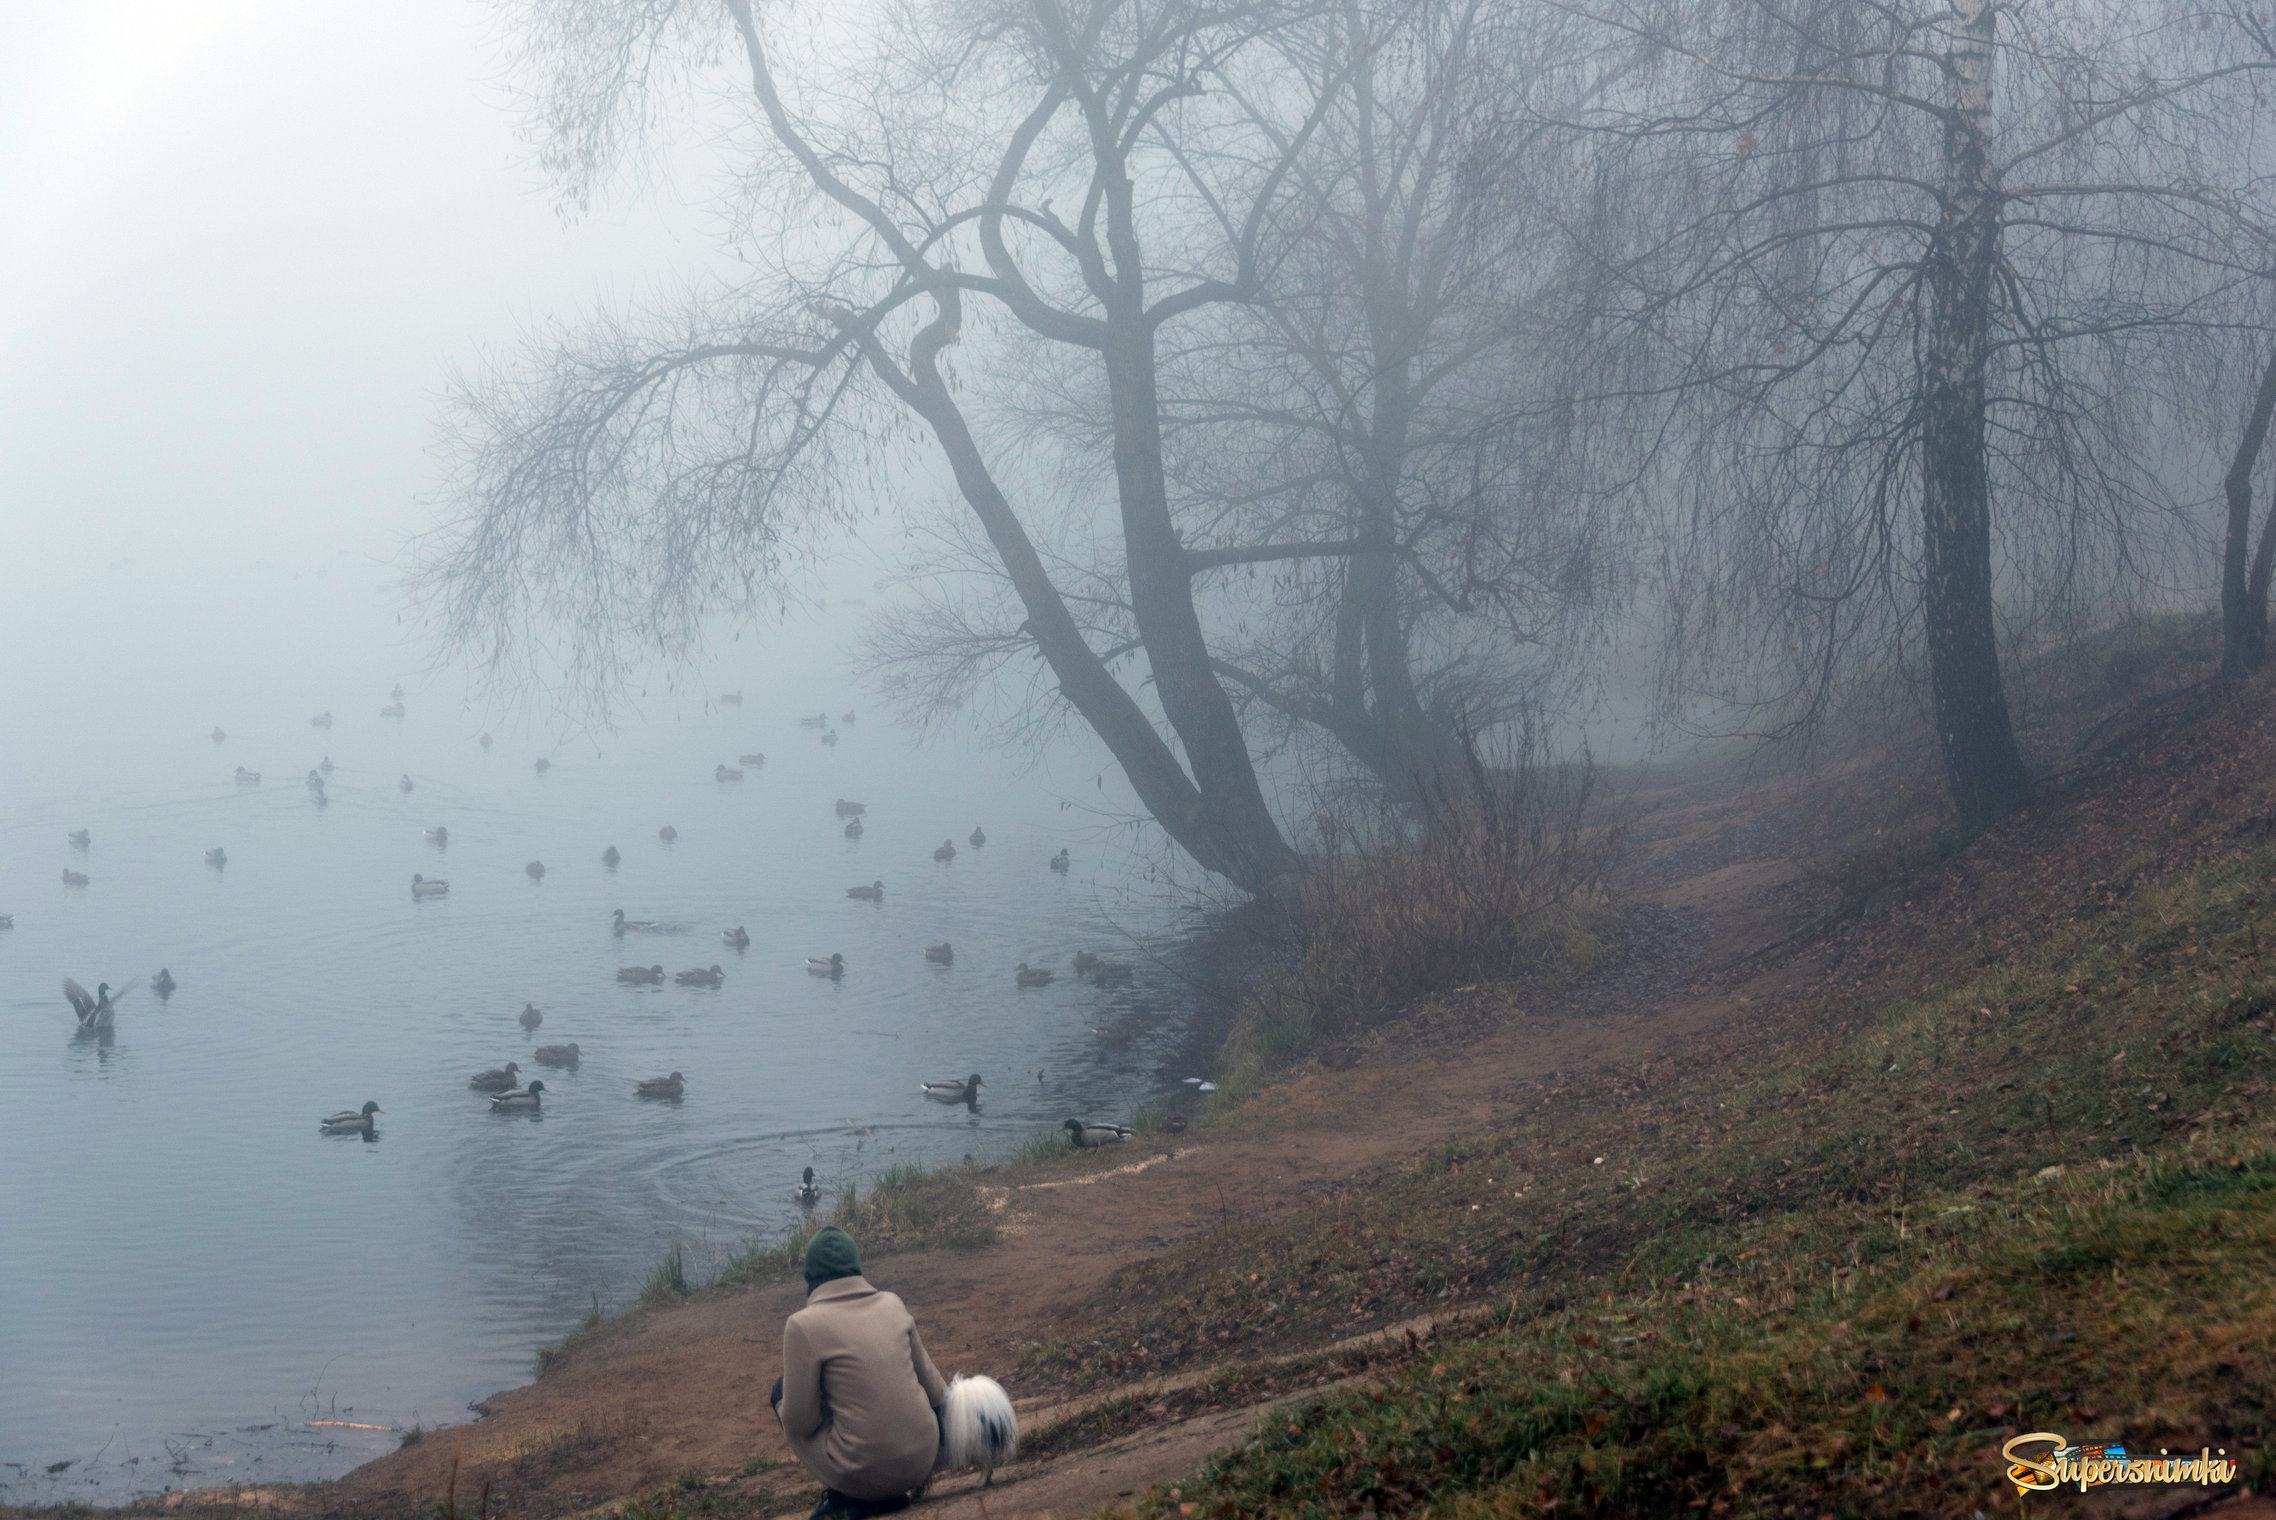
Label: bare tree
xmin=420 ymin=0 xmax=1369 ymax=893
xmin=1550 ymin=0 xmax=2273 ymax=829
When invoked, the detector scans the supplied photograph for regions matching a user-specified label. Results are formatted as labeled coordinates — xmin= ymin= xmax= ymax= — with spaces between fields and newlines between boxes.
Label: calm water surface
xmin=0 ymin=561 xmax=1211 ymax=1501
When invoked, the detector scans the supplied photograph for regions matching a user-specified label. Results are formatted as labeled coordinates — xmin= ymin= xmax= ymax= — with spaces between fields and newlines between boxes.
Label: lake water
xmin=0 ymin=558 xmax=1217 ymax=1502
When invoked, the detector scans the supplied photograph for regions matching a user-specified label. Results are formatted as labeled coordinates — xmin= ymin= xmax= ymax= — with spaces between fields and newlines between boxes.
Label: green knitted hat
xmin=802 ymin=1226 xmax=862 ymax=1292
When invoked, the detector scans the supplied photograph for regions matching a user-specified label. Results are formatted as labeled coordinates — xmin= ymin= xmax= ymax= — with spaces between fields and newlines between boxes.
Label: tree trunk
xmin=2222 ymin=347 xmax=2276 ymax=676
xmin=1919 ymin=0 xmax=2031 ymax=832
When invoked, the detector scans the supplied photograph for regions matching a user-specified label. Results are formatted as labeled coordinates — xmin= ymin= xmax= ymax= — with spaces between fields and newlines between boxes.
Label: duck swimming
xmin=520 ymin=1002 xmax=544 ymax=1031
xmin=844 ymin=818 xmax=864 ymax=838
xmin=846 ymin=880 xmax=884 ymax=902
xmin=933 ymin=839 xmax=958 ymax=862
xmin=526 ymin=860 xmax=547 ymax=880
xmin=841 ymin=710 xmax=856 ymax=724
xmin=1064 ymin=1119 xmax=1133 ymax=1147
xmin=533 ymin=1042 xmax=580 ymax=1067
xmin=739 ymin=753 xmax=767 ymax=766
xmin=968 ymin=826 xmax=987 ymax=848
xmin=426 ymin=826 xmax=449 ymax=846
xmin=319 ymin=755 xmax=334 ymax=775
xmin=820 ymin=730 xmax=838 ymax=747
xmin=67 ymin=829 xmax=90 ymax=849
xmin=411 ymin=873 xmax=449 ymax=899
xmin=1014 ymin=963 xmax=1054 ymax=988
xmin=152 ymin=968 xmax=177 ymax=998
xmin=719 ymin=690 xmax=743 ymax=705
xmin=793 ymin=1166 xmax=821 ymax=1206
xmin=716 ymin=764 xmax=744 ymax=781
xmin=535 ymin=757 xmax=551 ymax=773
xmin=205 ymin=847 xmax=227 ymax=868
xmin=321 ymin=1100 xmax=383 ymax=1135
xmin=634 ymin=1071 xmax=685 ymax=1099
xmin=235 ymin=767 xmax=261 ymax=785
xmin=1093 ymin=961 xmax=1135 ymax=986
xmin=1049 ymin=848 xmax=1071 ymax=872
xmin=479 ymin=733 xmax=493 ymax=749
xmin=1072 ymin=951 xmax=1100 ymax=976
xmin=924 ymin=942 xmax=953 ymax=965
xmin=602 ymin=845 xmax=621 ymax=867
xmin=674 ymin=965 xmax=725 ymax=987
xmin=311 ymin=712 xmax=332 ymax=728
xmin=489 ymin=1081 xmax=545 ymax=1111
xmin=612 ymin=908 xmax=658 ymax=934
xmin=806 ymin=952 xmax=846 ymax=978
xmin=834 ymin=799 xmax=867 ymax=817
xmin=399 ymin=774 xmax=415 ymax=793
xmin=921 ymin=1073 xmax=984 ymax=1102
xmin=723 ymin=926 xmax=750 ymax=948
xmin=381 ymin=702 xmax=405 ymax=718
xmin=617 ymin=964 xmax=666 ymax=985
xmin=469 ymin=1060 xmax=521 ymax=1092
xmin=211 ymin=726 xmax=227 ymax=743
xmin=61 ymin=869 xmax=89 ymax=887
xmin=658 ymin=825 xmax=677 ymax=841
xmin=307 ymin=769 xmax=325 ymax=791
xmin=800 ymin=714 xmax=829 ymax=729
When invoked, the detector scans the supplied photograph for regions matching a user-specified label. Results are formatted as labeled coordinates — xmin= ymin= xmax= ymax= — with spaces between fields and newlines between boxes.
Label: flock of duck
xmin=36 ymin=686 xmax=1178 ymax=1184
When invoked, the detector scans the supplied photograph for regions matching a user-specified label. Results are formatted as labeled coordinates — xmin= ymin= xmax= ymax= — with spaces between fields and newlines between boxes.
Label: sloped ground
xmin=40 ymin=660 xmax=2276 ymax=1520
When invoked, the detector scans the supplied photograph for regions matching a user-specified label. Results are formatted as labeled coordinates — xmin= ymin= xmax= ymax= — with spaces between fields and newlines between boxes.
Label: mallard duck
xmin=847 ymin=880 xmax=885 ymax=901
xmin=716 ymin=764 xmax=744 ymax=781
xmin=399 ymin=774 xmax=415 ymax=793
xmin=968 ymin=826 xmax=987 ymax=848
xmin=612 ymin=908 xmax=658 ymax=934
xmin=381 ymin=702 xmax=405 ymax=718
xmin=205 ymin=848 xmax=227 ymax=868
xmin=800 ymin=714 xmax=829 ymax=729
xmin=674 ymin=964 xmax=724 ymax=987
xmin=234 ymin=767 xmax=261 ymax=785
xmin=806 ymin=952 xmax=845 ymax=978
xmin=306 ymin=768 xmax=325 ymax=791
xmin=533 ymin=1042 xmax=580 ymax=1067
xmin=526 ymin=860 xmax=547 ymax=880
xmin=925 ymin=942 xmax=954 ymax=964
xmin=321 ymin=1100 xmax=383 ymax=1134
xmin=844 ymin=818 xmax=864 ymax=838
xmin=61 ymin=869 xmax=89 ymax=887
xmin=834 ymin=799 xmax=867 ymax=817
xmin=617 ymin=964 xmax=666 ymax=984
xmin=1064 ymin=1119 xmax=1132 ymax=1147
xmin=934 ymin=839 xmax=958 ymax=862
xmin=311 ymin=712 xmax=332 ymax=728
xmin=520 ymin=1002 xmax=544 ymax=1030
xmin=63 ymin=978 xmax=114 ymax=1027
xmin=211 ymin=726 xmax=227 ymax=743
xmin=535 ymin=757 xmax=550 ymax=773
xmin=469 ymin=1060 xmax=520 ymax=1092
xmin=820 ymin=730 xmax=838 ymax=747
xmin=719 ymin=690 xmax=743 ymax=705
xmin=793 ymin=1166 xmax=822 ymax=1206
xmin=152 ymin=968 xmax=177 ymax=997
xmin=921 ymin=1073 xmax=984 ymax=1102
xmin=1072 ymin=950 xmax=1100 ymax=976
xmin=479 ymin=733 xmax=493 ymax=749
xmin=1093 ymin=961 xmax=1134 ymax=986
xmin=1049 ymin=848 xmax=1071 ymax=872
xmin=841 ymin=710 xmax=857 ymax=724
xmin=602 ymin=845 xmax=621 ymax=867
xmin=411 ymin=873 xmax=448 ymax=899
xmin=67 ymin=829 xmax=90 ymax=848
xmin=739 ymin=753 xmax=766 ymax=766
xmin=319 ymin=755 xmax=334 ymax=775
xmin=723 ymin=926 xmax=750 ymax=948
xmin=426 ymin=826 xmax=449 ymax=846
xmin=658 ymin=825 xmax=677 ymax=841
xmin=489 ymin=1080 xmax=545 ymax=1110
xmin=634 ymin=1071 xmax=685 ymax=1098
xmin=1014 ymin=963 xmax=1053 ymax=987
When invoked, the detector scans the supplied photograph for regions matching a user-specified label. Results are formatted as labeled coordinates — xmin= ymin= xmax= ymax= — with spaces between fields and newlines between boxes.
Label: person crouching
xmin=770 ymin=1227 xmax=947 ymax=1518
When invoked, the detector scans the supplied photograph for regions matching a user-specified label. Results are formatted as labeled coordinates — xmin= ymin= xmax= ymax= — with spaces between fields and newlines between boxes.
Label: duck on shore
xmin=1064 ymin=1119 xmax=1132 ymax=1147
xmin=489 ymin=1081 xmax=545 ymax=1111
xmin=674 ymin=965 xmax=724 ymax=987
xmin=921 ymin=1073 xmax=984 ymax=1103
xmin=617 ymin=965 xmax=665 ymax=985
xmin=635 ymin=1072 xmax=685 ymax=1099
xmin=925 ymin=942 xmax=953 ymax=965
xmin=847 ymin=880 xmax=884 ymax=902
xmin=469 ymin=1060 xmax=521 ymax=1093
xmin=321 ymin=1101 xmax=383 ymax=1135
xmin=807 ymin=952 xmax=846 ymax=978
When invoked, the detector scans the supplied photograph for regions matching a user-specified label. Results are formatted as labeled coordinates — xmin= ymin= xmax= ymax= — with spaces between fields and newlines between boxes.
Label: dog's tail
xmin=941 ymin=1373 xmax=1018 ymax=1482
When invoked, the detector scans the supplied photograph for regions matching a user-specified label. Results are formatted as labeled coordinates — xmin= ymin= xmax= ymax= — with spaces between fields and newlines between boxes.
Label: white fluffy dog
xmin=938 ymin=1373 xmax=1019 ymax=1486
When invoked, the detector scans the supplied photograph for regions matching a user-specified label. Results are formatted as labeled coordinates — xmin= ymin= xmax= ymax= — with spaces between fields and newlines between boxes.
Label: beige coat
xmin=776 ymin=1276 xmax=948 ymax=1499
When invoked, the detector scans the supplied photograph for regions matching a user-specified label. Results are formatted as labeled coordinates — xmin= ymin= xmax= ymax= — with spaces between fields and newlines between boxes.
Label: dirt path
xmin=208 ymin=786 xmax=1828 ymax=1520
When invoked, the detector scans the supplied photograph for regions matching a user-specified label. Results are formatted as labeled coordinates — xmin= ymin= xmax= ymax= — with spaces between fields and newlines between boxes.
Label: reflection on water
xmin=0 ymin=563 xmax=1210 ymax=1502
